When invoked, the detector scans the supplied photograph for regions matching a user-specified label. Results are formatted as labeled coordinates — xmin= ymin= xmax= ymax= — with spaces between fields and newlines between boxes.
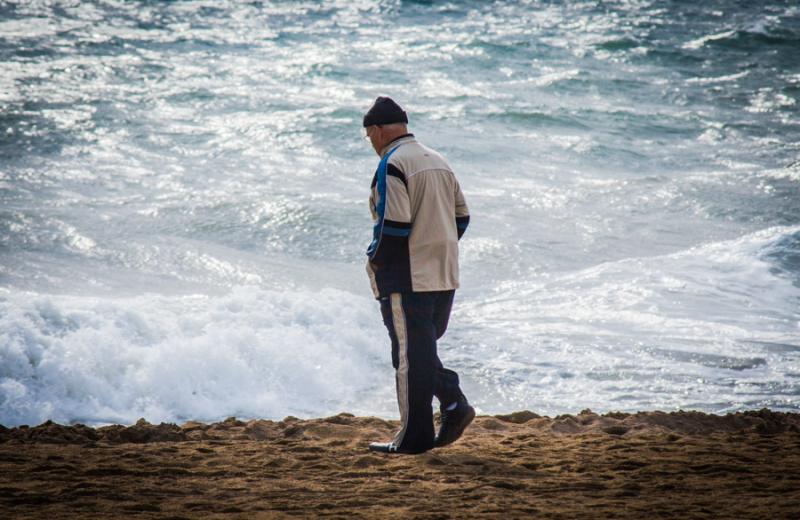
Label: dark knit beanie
xmin=362 ymin=96 xmax=408 ymax=127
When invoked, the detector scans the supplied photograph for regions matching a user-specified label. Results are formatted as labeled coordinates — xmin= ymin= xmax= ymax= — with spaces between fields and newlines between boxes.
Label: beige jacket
xmin=366 ymin=134 xmax=469 ymax=298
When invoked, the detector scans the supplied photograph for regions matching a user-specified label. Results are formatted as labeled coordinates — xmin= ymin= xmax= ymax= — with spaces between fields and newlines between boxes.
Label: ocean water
xmin=1 ymin=0 xmax=799 ymax=427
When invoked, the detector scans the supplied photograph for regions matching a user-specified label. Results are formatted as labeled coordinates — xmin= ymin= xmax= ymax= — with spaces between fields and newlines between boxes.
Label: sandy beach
xmin=2 ymin=408 xmax=799 ymax=519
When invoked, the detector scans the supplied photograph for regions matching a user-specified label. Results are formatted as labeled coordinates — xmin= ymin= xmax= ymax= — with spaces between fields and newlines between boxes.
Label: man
xmin=362 ymin=96 xmax=475 ymax=455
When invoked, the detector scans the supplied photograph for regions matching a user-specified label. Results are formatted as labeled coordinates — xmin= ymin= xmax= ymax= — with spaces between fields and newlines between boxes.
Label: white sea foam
xmin=0 ymin=286 xmax=393 ymax=427
xmin=682 ymin=29 xmax=737 ymax=50
xmin=686 ymin=71 xmax=749 ymax=85
xmin=459 ymin=226 xmax=800 ymax=415
xmin=532 ymin=69 xmax=582 ymax=87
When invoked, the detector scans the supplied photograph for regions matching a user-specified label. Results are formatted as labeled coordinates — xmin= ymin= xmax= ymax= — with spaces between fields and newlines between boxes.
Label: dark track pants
xmin=379 ymin=290 xmax=464 ymax=453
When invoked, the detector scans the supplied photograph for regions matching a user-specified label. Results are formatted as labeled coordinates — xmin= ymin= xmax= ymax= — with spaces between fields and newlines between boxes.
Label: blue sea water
xmin=1 ymin=0 xmax=799 ymax=426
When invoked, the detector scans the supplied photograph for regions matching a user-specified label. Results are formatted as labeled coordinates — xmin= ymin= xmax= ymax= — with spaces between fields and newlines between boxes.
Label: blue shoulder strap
xmin=366 ymin=145 xmax=403 ymax=259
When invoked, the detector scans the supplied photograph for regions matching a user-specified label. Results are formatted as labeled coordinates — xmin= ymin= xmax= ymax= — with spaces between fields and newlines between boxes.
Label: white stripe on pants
xmin=390 ymin=293 xmax=410 ymax=447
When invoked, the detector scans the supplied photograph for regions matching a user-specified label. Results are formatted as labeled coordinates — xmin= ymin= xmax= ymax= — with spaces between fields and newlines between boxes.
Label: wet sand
xmin=2 ymin=409 xmax=799 ymax=519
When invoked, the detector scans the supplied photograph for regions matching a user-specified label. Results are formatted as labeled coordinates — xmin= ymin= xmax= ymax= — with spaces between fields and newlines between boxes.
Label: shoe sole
xmin=435 ymin=405 xmax=476 ymax=448
xmin=368 ymin=443 xmax=431 ymax=455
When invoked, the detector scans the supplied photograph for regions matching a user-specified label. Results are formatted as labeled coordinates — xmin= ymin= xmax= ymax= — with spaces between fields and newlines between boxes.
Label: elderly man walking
xmin=362 ymin=96 xmax=474 ymax=455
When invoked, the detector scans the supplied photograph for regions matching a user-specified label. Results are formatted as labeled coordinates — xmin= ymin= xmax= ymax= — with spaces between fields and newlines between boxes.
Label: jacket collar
xmin=380 ymin=133 xmax=415 ymax=158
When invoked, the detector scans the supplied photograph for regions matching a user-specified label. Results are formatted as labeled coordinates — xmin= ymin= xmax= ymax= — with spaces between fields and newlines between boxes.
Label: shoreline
xmin=2 ymin=409 xmax=799 ymax=518
xmin=3 ymin=407 xmax=798 ymax=443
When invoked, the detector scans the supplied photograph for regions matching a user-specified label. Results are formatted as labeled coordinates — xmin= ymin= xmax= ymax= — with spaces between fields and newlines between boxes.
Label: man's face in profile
xmin=365 ymin=125 xmax=382 ymax=155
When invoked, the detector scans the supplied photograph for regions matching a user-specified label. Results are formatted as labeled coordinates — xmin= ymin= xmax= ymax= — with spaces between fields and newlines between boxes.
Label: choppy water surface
xmin=1 ymin=1 xmax=799 ymax=426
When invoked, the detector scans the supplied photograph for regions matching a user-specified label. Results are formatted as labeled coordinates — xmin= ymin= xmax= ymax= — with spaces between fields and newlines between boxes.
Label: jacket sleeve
xmin=370 ymin=163 xmax=412 ymax=267
xmin=454 ymin=178 xmax=470 ymax=240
